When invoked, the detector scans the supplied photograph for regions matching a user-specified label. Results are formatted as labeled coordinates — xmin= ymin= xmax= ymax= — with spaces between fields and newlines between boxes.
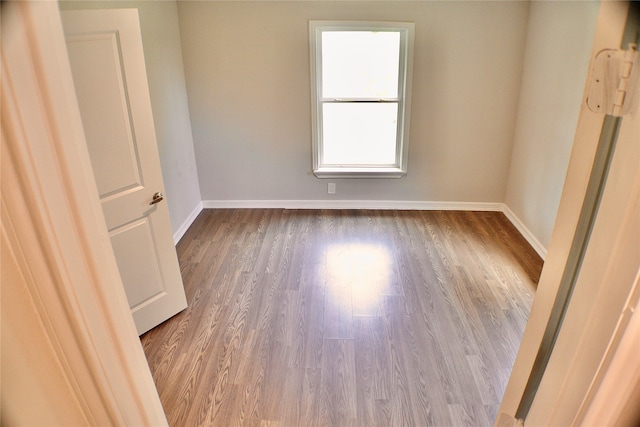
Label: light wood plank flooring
xmin=141 ymin=209 xmax=542 ymax=427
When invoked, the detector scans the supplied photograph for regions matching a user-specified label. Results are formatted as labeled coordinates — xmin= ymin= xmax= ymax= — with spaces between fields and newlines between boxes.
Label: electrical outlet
xmin=328 ymin=183 xmax=336 ymax=194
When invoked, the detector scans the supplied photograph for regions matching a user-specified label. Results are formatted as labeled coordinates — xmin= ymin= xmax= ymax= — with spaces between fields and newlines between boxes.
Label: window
xmin=309 ymin=21 xmax=415 ymax=178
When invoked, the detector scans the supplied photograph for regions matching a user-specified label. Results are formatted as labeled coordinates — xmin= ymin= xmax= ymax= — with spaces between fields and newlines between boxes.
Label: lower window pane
xmin=322 ymin=103 xmax=398 ymax=165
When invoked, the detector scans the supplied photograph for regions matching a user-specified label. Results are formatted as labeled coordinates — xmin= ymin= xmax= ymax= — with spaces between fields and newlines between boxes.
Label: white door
xmin=62 ymin=9 xmax=187 ymax=335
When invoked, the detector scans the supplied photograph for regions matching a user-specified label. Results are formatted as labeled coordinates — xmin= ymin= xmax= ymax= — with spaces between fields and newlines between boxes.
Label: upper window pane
xmin=321 ymin=31 xmax=400 ymax=99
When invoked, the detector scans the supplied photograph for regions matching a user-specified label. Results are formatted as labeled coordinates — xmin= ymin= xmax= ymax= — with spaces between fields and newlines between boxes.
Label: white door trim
xmin=579 ymin=269 xmax=640 ymax=425
xmin=498 ymin=1 xmax=639 ymax=424
xmin=1 ymin=1 xmax=167 ymax=424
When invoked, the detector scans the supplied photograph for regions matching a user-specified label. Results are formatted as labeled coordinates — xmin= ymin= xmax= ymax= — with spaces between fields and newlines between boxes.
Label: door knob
xmin=149 ymin=192 xmax=164 ymax=205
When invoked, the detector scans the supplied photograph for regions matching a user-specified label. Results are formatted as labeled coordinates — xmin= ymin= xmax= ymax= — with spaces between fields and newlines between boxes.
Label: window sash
xmin=321 ymin=30 xmax=401 ymax=99
xmin=321 ymin=101 xmax=400 ymax=166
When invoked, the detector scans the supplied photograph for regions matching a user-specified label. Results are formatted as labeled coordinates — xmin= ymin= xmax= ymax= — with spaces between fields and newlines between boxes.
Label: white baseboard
xmin=202 ymin=199 xmax=504 ymax=211
xmin=501 ymin=204 xmax=547 ymax=260
xmin=198 ymin=199 xmax=546 ymax=259
xmin=173 ymin=201 xmax=203 ymax=245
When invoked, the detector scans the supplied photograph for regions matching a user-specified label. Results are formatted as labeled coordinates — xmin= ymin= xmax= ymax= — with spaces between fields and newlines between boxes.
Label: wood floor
xmin=141 ymin=209 xmax=542 ymax=427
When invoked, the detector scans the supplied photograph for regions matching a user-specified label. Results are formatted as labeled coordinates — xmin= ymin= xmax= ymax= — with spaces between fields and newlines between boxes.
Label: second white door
xmin=62 ymin=9 xmax=187 ymax=335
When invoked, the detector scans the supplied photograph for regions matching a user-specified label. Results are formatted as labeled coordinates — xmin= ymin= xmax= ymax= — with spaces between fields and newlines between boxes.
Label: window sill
xmin=313 ymin=167 xmax=406 ymax=179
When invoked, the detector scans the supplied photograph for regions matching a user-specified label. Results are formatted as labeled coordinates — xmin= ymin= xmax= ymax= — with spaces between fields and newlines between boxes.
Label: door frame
xmin=2 ymin=1 xmax=167 ymax=424
xmin=498 ymin=1 xmax=640 ymax=424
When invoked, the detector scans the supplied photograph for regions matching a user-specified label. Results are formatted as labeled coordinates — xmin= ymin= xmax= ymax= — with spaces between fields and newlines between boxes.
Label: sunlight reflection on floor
xmin=325 ymin=243 xmax=392 ymax=316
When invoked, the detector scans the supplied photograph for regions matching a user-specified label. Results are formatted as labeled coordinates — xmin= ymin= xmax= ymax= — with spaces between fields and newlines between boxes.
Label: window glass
xmin=321 ymin=31 xmax=400 ymax=99
xmin=322 ymin=103 xmax=398 ymax=165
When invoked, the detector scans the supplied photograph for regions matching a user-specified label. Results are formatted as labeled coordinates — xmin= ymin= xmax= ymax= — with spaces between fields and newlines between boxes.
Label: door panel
xmin=65 ymin=32 xmax=142 ymax=197
xmin=110 ymin=219 xmax=166 ymax=310
xmin=62 ymin=9 xmax=187 ymax=335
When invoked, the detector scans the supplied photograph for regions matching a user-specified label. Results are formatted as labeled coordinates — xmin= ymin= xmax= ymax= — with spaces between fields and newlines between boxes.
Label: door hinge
xmin=496 ymin=413 xmax=525 ymax=427
xmin=586 ymin=43 xmax=639 ymax=117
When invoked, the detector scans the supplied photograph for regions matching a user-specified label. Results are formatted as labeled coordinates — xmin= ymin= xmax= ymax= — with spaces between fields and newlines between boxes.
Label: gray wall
xmin=177 ymin=1 xmax=529 ymax=203
xmin=60 ymin=0 xmax=602 ymax=255
xmin=60 ymin=0 xmax=202 ymax=235
xmin=505 ymin=1 xmax=599 ymax=250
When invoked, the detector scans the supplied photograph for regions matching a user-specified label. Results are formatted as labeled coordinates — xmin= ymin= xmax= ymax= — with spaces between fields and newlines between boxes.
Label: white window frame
xmin=309 ymin=21 xmax=415 ymax=178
